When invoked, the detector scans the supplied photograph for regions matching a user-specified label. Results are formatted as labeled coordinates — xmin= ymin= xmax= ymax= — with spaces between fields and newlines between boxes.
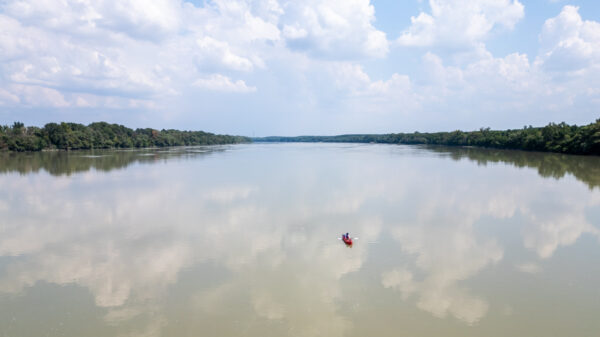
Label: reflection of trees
xmin=0 ymin=147 xmax=225 ymax=176
xmin=4 ymin=145 xmax=599 ymax=188
xmin=428 ymin=146 xmax=600 ymax=189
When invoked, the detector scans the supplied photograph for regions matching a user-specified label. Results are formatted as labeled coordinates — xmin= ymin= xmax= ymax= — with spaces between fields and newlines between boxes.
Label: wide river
xmin=1 ymin=143 xmax=599 ymax=337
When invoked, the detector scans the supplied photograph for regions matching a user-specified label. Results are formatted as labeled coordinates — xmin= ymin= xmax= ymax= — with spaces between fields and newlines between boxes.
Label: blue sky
xmin=0 ymin=0 xmax=599 ymax=136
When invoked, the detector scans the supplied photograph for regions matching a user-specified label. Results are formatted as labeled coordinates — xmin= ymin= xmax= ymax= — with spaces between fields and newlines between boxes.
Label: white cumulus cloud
xmin=0 ymin=0 xmax=598 ymax=133
xmin=193 ymin=74 xmax=257 ymax=93
xmin=538 ymin=5 xmax=600 ymax=72
xmin=280 ymin=0 xmax=389 ymax=58
xmin=397 ymin=0 xmax=524 ymax=48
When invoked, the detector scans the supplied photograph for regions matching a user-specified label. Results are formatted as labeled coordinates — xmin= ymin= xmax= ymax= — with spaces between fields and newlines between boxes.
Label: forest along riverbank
xmin=255 ymin=119 xmax=600 ymax=156
xmin=0 ymin=121 xmax=251 ymax=152
xmin=3 ymin=119 xmax=599 ymax=155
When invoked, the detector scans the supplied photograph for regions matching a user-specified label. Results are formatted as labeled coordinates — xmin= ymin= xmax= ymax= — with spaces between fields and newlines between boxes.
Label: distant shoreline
xmin=254 ymin=120 xmax=600 ymax=156
xmin=3 ymin=120 xmax=600 ymax=155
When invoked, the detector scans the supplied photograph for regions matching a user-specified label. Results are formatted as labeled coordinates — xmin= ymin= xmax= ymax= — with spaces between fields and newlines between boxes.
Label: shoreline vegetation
xmin=254 ymin=119 xmax=600 ymax=156
xmin=0 ymin=122 xmax=250 ymax=152
xmin=1 ymin=120 xmax=599 ymax=155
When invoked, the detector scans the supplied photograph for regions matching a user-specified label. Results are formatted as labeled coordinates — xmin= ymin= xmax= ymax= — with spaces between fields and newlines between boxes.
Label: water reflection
xmin=0 ymin=143 xmax=599 ymax=336
xmin=0 ymin=146 xmax=226 ymax=176
xmin=380 ymin=146 xmax=600 ymax=327
xmin=429 ymin=146 xmax=600 ymax=189
xmin=1 ymin=145 xmax=600 ymax=190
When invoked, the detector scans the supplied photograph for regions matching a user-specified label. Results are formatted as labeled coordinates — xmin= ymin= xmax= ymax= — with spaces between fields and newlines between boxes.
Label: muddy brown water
xmin=1 ymin=143 xmax=599 ymax=337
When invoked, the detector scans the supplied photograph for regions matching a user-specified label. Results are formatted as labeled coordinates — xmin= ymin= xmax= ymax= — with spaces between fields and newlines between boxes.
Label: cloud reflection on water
xmin=0 ymin=144 xmax=599 ymax=335
xmin=0 ymin=145 xmax=382 ymax=336
xmin=380 ymin=149 xmax=600 ymax=325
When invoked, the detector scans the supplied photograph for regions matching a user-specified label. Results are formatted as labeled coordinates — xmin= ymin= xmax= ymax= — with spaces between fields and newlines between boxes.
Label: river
xmin=1 ymin=143 xmax=599 ymax=337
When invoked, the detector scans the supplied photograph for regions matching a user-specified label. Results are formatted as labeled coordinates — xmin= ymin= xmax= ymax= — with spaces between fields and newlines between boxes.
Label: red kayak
xmin=342 ymin=237 xmax=353 ymax=245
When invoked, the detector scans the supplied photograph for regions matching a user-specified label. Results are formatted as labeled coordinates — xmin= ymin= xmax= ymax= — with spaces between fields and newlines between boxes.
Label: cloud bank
xmin=0 ymin=1 xmax=598 ymax=134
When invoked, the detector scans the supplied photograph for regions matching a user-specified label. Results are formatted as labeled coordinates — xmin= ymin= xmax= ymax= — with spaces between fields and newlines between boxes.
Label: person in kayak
xmin=346 ymin=233 xmax=349 ymax=239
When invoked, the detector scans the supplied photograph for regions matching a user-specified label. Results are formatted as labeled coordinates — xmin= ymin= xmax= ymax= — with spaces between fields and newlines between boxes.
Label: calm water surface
xmin=0 ymin=143 xmax=599 ymax=337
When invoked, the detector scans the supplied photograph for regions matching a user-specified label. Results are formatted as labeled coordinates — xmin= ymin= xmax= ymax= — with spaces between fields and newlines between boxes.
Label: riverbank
xmin=0 ymin=122 xmax=251 ymax=152
xmin=254 ymin=120 xmax=600 ymax=156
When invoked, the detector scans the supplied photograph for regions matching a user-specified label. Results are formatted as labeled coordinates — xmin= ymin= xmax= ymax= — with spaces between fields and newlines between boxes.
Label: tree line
xmin=0 ymin=122 xmax=250 ymax=151
xmin=255 ymin=119 xmax=600 ymax=155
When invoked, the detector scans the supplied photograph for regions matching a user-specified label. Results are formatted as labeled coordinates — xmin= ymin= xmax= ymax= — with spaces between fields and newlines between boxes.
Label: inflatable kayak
xmin=342 ymin=237 xmax=353 ymax=245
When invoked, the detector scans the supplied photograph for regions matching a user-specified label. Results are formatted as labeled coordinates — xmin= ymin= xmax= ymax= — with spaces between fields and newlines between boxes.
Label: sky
xmin=0 ymin=0 xmax=599 ymax=136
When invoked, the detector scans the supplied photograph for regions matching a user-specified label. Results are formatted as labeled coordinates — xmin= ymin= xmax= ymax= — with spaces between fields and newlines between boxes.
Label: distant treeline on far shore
xmin=0 ymin=122 xmax=251 ymax=151
xmin=255 ymin=119 xmax=600 ymax=156
xmin=3 ymin=119 xmax=600 ymax=155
